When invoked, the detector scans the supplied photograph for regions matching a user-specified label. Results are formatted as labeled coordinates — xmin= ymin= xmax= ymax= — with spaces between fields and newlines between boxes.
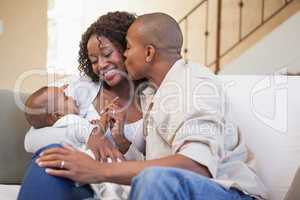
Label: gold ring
xmin=60 ymin=160 xmax=65 ymax=169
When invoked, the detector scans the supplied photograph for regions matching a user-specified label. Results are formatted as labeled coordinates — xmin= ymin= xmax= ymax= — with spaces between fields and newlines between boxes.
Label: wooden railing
xmin=179 ymin=0 xmax=295 ymax=73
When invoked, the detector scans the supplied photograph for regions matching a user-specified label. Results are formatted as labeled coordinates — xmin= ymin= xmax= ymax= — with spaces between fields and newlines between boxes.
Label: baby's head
xmin=24 ymin=86 xmax=79 ymax=128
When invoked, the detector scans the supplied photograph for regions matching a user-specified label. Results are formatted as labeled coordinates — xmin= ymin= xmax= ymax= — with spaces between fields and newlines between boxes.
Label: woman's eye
xmin=103 ymin=51 xmax=113 ymax=58
xmin=90 ymin=60 xmax=97 ymax=64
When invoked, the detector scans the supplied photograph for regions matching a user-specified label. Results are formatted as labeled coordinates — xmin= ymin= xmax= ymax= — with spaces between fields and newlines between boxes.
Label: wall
xmin=219 ymin=0 xmax=300 ymax=73
xmin=178 ymin=0 xmax=300 ymax=73
xmin=0 ymin=0 xmax=200 ymax=93
xmin=220 ymin=10 xmax=300 ymax=74
xmin=1 ymin=0 xmax=298 ymax=93
xmin=83 ymin=0 xmax=201 ymax=26
xmin=0 ymin=0 xmax=47 ymax=93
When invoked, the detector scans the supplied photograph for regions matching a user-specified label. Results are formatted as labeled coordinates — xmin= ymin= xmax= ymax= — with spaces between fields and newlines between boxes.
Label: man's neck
xmin=147 ymin=56 xmax=181 ymax=87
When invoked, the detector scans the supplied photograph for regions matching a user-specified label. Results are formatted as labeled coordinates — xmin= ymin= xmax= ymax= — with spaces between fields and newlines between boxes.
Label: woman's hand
xmin=108 ymin=103 xmax=132 ymax=154
xmin=87 ymin=127 xmax=125 ymax=162
xmin=36 ymin=144 xmax=105 ymax=184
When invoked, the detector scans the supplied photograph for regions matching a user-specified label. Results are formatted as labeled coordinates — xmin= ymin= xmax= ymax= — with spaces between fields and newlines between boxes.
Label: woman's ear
xmin=145 ymin=44 xmax=156 ymax=63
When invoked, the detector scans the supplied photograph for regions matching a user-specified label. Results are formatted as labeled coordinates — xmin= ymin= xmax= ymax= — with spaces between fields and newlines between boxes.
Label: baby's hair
xmin=24 ymin=87 xmax=53 ymax=128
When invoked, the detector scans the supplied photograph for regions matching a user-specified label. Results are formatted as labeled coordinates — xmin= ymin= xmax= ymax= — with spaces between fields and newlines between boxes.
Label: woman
xmin=19 ymin=11 xmax=145 ymax=199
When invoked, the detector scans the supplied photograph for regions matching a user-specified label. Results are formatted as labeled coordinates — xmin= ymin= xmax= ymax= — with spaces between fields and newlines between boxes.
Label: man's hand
xmin=87 ymin=127 xmax=125 ymax=162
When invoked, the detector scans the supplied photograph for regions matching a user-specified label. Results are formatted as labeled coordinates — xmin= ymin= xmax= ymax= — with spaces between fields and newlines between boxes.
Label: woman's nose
xmin=97 ymin=57 xmax=108 ymax=69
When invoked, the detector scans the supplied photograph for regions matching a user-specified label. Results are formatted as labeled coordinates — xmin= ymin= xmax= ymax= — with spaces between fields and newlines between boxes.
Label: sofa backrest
xmin=219 ymin=75 xmax=300 ymax=200
xmin=0 ymin=89 xmax=32 ymax=184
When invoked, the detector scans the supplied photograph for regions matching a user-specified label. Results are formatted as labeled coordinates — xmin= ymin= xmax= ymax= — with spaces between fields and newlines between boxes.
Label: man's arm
xmin=39 ymin=144 xmax=212 ymax=185
xmin=98 ymin=154 xmax=211 ymax=185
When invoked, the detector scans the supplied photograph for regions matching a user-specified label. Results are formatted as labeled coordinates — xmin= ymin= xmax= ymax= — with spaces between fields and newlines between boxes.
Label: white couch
xmin=220 ymin=75 xmax=300 ymax=200
xmin=0 ymin=75 xmax=299 ymax=200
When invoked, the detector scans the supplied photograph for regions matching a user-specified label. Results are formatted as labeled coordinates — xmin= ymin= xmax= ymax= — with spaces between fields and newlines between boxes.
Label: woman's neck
xmin=103 ymin=79 xmax=131 ymax=101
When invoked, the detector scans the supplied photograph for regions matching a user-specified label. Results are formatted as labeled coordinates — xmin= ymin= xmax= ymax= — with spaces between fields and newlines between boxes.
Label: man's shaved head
xmin=124 ymin=12 xmax=183 ymax=83
xmin=132 ymin=13 xmax=183 ymax=54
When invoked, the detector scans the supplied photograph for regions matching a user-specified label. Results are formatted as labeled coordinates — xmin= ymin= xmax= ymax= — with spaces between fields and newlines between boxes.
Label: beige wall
xmin=84 ymin=0 xmax=201 ymax=24
xmin=220 ymin=10 xmax=300 ymax=75
xmin=0 ymin=0 xmax=201 ymax=93
xmin=1 ymin=0 xmax=297 ymax=93
xmin=220 ymin=0 xmax=300 ymax=70
xmin=179 ymin=0 xmax=300 ymax=73
xmin=0 ymin=0 xmax=47 ymax=93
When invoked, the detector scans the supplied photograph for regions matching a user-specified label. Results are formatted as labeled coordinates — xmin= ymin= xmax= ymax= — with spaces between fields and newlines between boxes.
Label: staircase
xmin=179 ymin=0 xmax=300 ymax=74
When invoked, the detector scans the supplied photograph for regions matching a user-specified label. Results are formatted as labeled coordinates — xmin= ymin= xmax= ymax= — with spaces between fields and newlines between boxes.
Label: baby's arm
xmin=24 ymin=115 xmax=94 ymax=153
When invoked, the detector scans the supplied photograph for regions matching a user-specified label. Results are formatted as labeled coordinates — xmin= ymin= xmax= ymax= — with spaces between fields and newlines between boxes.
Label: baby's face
xmin=46 ymin=86 xmax=79 ymax=116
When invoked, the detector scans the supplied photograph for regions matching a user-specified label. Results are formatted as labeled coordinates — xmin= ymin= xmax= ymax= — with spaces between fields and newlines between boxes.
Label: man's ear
xmin=145 ymin=44 xmax=156 ymax=63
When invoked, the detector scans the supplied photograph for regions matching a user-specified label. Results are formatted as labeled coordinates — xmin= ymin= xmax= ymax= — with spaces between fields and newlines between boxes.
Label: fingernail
xmin=39 ymin=152 xmax=44 ymax=156
xmin=38 ymin=162 xmax=43 ymax=167
xmin=35 ymin=158 xmax=40 ymax=163
xmin=45 ymin=168 xmax=51 ymax=173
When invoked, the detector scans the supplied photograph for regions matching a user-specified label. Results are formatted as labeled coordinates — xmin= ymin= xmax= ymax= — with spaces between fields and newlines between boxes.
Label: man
xmin=33 ymin=13 xmax=268 ymax=200
xmin=123 ymin=12 xmax=268 ymax=200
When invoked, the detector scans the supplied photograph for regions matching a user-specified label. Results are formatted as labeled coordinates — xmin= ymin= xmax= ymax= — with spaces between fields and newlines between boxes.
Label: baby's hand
xmin=108 ymin=103 xmax=131 ymax=154
xmin=90 ymin=112 xmax=109 ymax=134
xmin=111 ymin=119 xmax=131 ymax=154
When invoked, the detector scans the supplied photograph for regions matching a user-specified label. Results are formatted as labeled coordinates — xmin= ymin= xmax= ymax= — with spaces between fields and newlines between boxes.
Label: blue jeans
xmin=17 ymin=144 xmax=94 ymax=200
xmin=129 ymin=167 xmax=254 ymax=200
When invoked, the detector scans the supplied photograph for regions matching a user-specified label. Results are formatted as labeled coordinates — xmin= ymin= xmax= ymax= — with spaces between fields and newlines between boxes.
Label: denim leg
xmin=17 ymin=144 xmax=94 ymax=200
xmin=129 ymin=167 xmax=254 ymax=200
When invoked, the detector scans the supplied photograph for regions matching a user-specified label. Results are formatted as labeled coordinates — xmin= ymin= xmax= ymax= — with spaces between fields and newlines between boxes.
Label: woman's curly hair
xmin=78 ymin=11 xmax=136 ymax=82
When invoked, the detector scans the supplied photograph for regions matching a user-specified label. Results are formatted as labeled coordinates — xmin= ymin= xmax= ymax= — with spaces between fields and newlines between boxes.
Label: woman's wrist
xmin=116 ymin=138 xmax=131 ymax=154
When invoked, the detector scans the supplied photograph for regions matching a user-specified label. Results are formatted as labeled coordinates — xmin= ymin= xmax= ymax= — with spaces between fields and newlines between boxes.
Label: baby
xmin=24 ymin=86 xmax=143 ymax=157
xmin=24 ymin=85 xmax=80 ymax=129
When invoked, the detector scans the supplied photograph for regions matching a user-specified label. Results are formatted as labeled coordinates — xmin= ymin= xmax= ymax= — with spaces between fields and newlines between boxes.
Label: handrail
xmin=179 ymin=0 xmax=295 ymax=74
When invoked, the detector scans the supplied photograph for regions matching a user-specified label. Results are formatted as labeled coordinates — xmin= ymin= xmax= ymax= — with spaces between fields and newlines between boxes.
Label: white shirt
xmin=141 ymin=59 xmax=268 ymax=199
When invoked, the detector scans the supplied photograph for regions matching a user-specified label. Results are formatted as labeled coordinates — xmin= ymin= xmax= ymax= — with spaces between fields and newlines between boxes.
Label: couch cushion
xmin=219 ymin=75 xmax=300 ymax=200
xmin=0 ymin=90 xmax=32 ymax=184
xmin=0 ymin=185 xmax=20 ymax=200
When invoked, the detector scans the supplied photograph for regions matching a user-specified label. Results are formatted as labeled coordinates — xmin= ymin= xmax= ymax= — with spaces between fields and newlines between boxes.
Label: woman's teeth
xmin=104 ymin=69 xmax=118 ymax=80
